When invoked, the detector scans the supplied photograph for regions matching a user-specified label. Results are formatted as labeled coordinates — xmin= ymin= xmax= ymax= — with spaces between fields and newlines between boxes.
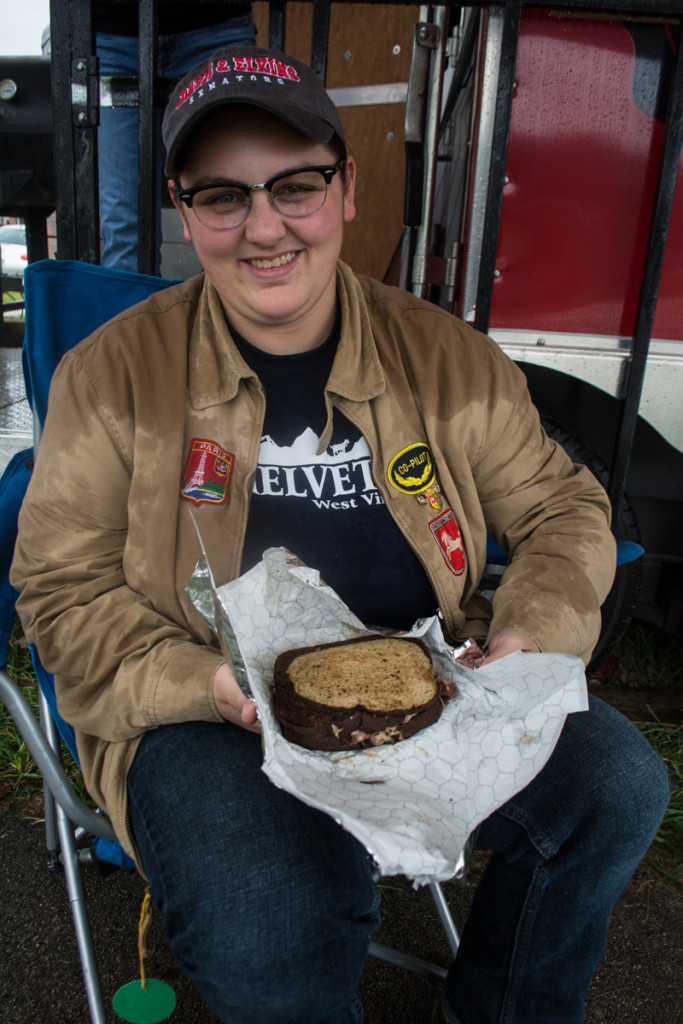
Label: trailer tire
xmin=540 ymin=418 xmax=642 ymax=671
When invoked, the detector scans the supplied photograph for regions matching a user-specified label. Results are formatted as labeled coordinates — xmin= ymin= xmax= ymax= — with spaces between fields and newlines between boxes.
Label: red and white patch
xmin=180 ymin=439 xmax=234 ymax=506
xmin=429 ymin=510 xmax=466 ymax=576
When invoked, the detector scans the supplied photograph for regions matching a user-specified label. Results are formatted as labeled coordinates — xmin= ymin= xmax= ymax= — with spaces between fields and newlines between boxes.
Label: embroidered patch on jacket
xmin=387 ymin=443 xmax=435 ymax=495
xmin=429 ymin=509 xmax=466 ymax=576
xmin=180 ymin=439 xmax=234 ymax=506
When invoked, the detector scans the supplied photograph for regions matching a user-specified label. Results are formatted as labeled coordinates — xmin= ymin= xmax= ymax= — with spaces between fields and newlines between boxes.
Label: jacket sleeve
xmin=10 ymin=351 xmax=225 ymax=743
xmin=469 ymin=336 xmax=616 ymax=662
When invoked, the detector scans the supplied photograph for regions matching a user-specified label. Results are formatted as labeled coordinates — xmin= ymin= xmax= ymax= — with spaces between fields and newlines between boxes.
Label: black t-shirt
xmin=234 ymin=321 xmax=437 ymax=631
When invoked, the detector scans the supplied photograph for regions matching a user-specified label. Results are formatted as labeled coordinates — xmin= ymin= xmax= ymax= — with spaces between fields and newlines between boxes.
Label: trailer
xmin=408 ymin=4 xmax=683 ymax=662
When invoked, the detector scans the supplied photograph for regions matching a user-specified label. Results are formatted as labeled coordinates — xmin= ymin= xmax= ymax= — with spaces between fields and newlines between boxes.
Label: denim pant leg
xmin=127 ymin=720 xmax=380 ymax=1024
xmin=96 ymin=15 xmax=256 ymax=271
xmin=158 ymin=13 xmax=257 ymax=78
xmin=444 ymin=695 xmax=670 ymax=1024
xmin=96 ymin=33 xmax=143 ymax=271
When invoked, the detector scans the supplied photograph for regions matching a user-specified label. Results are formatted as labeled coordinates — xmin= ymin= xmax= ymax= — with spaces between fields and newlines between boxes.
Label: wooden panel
xmin=338 ymin=103 xmax=408 ymax=279
xmin=252 ymin=2 xmax=421 ymax=280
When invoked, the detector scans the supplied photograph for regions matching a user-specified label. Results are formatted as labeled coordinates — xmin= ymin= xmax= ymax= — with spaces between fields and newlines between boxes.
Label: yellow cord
xmin=138 ymin=890 xmax=152 ymax=990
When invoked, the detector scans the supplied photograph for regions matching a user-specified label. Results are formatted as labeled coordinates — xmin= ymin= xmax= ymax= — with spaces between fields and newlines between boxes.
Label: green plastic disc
xmin=112 ymin=978 xmax=177 ymax=1023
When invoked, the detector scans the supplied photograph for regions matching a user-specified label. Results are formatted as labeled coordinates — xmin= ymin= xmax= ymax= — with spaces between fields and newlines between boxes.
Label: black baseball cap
xmin=162 ymin=46 xmax=346 ymax=176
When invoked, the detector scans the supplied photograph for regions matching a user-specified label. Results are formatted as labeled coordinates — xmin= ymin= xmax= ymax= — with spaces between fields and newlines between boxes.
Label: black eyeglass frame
xmin=173 ymin=162 xmax=345 ymax=229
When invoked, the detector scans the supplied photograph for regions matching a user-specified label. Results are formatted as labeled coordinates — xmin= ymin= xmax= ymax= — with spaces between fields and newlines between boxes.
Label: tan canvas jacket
xmin=11 ymin=261 xmax=616 ymax=859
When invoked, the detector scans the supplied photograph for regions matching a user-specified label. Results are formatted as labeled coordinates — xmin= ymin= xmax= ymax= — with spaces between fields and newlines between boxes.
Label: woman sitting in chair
xmin=11 ymin=46 xmax=669 ymax=1024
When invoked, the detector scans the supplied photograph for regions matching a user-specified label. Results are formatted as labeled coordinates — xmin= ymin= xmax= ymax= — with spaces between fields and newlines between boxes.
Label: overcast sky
xmin=3 ymin=0 xmax=51 ymax=55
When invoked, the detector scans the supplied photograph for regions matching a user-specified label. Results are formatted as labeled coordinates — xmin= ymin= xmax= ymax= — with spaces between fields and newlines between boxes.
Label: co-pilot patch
xmin=387 ymin=443 xmax=435 ymax=494
xmin=388 ymin=442 xmax=466 ymax=577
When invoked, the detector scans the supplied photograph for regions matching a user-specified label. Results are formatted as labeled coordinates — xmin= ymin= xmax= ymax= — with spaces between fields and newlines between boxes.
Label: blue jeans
xmin=96 ymin=14 xmax=256 ymax=272
xmin=128 ymin=719 xmax=379 ymax=1023
xmin=127 ymin=696 xmax=669 ymax=1024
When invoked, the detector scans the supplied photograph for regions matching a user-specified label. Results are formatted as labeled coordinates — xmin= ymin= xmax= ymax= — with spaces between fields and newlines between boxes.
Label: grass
xmin=0 ymin=616 xmax=82 ymax=800
xmin=588 ymin=622 xmax=683 ymax=892
xmin=597 ymin=620 xmax=683 ymax=690
xmin=2 ymin=288 xmax=25 ymax=318
xmin=1 ymin=614 xmax=681 ymax=893
xmin=638 ymin=719 xmax=683 ymax=892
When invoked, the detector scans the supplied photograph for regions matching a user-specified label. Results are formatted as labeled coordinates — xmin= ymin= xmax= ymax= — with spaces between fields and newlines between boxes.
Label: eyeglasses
xmin=174 ymin=162 xmax=344 ymax=230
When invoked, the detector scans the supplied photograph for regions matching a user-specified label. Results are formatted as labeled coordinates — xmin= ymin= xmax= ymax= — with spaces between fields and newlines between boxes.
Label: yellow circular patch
xmin=387 ymin=443 xmax=435 ymax=494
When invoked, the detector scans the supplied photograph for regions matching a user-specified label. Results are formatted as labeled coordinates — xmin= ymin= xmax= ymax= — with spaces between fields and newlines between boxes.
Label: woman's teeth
xmin=249 ymin=253 xmax=296 ymax=269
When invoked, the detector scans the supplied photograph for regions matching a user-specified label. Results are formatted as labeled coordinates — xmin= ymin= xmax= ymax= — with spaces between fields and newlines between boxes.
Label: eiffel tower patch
xmin=180 ymin=438 xmax=234 ymax=506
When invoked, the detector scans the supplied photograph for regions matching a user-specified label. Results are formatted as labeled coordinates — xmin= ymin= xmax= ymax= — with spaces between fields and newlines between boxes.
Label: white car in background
xmin=0 ymin=224 xmax=28 ymax=279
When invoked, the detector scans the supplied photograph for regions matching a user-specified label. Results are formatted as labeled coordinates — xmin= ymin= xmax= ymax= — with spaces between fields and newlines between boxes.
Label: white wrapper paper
xmin=191 ymin=547 xmax=588 ymax=885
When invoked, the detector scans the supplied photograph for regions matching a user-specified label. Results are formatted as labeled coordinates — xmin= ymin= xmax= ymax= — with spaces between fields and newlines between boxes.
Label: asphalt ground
xmin=0 ymin=793 xmax=681 ymax=1024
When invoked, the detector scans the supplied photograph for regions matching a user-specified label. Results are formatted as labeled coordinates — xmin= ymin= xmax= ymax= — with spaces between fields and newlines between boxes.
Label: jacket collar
xmin=328 ymin=261 xmax=385 ymax=402
xmin=187 ymin=261 xmax=386 ymax=412
xmin=188 ymin=276 xmax=252 ymax=410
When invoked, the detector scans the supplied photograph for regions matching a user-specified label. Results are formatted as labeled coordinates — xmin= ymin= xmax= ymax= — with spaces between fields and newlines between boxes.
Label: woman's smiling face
xmin=171 ymin=106 xmax=356 ymax=353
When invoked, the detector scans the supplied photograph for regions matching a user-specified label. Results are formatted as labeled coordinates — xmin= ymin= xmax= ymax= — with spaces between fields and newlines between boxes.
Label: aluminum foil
xmin=186 ymin=546 xmax=588 ymax=885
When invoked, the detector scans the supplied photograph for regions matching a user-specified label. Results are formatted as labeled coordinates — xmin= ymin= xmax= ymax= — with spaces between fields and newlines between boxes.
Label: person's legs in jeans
xmin=96 ymin=32 xmax=141 ymax=270
xmin=96 ymin=14 xmax=256 ymax=271
xmin=442 ymin=695 xmax=670 ymax=1024
xmin=158 ymin=13 xmax=256 ymax=78
xmin=127 ymin=720 xmax=380 ymax=1024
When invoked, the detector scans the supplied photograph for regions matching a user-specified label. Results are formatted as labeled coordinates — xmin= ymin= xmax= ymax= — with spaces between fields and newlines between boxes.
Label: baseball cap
xmin=162 ymin=46 xmax=346 ymax=176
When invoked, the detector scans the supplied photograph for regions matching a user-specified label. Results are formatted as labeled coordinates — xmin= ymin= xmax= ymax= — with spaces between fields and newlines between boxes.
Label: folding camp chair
xmin=0 ymin=259 xmax=181 ymax=1022
xmin=0 ymin=259 xmax=461 ymax=1024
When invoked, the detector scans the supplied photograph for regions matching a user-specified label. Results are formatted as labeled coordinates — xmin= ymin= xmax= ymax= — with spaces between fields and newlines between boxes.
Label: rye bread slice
xmin=273 ymin=635 xmax=442 ymax=751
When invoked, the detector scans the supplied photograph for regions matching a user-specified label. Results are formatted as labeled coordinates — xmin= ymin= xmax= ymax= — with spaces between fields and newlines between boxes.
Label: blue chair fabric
xmin=3 ymin=260 xmax=179 ymax=869
xmin=0 ymin=449 xmax=33 ymax=669
xmin=23 ymin=259 xmax=180 ymax=428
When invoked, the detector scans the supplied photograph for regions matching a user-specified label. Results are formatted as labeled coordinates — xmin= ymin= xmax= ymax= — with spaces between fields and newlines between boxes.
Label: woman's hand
xmin=213 ymin=663 xmax=261 ymax=732
xmin=479 ymin=628 xmax=540 ymax=666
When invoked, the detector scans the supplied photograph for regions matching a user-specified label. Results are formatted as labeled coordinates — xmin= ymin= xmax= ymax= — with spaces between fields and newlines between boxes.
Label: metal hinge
xmin=412 ymin=242 xmax=460 ymax=299
xmin=415 ymin=22 xmax=441 ymax=51
xmin=71 ymin=56 xmax=99 ymax=127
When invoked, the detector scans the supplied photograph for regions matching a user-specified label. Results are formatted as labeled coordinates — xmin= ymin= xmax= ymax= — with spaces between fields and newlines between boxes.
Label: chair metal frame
xmin=0 ymin=670 xmax=116 ymax=1024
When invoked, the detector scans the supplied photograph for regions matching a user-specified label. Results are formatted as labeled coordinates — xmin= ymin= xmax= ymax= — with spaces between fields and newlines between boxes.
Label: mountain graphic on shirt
xmin=259 ymin=427 xmax=370 ymax=466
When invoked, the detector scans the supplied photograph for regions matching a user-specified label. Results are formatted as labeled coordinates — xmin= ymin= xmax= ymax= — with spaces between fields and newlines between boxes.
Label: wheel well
xmin=519 ymin=362 xmax=683 ymax=639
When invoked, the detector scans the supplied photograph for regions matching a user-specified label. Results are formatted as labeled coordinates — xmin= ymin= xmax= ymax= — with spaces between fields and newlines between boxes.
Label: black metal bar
xmin=24 ymin=207 xmax=51 ymax=263
xmin=49 ymin=0 xmax=99 ymax=264
xmin=73 ymin=50 xmax=100 ymax=266
xmin=137 ymin=0 xmax=159 ymax=276
xmin=269 ymin=1 xmax=287 ymax=50
xmin=49 ymin=0 xmax=77 ymax=260
xmin=310 ymin=0 xmax=332 ymax=83
xmin=609 ymin=22 xmax=683 ymax=516
xmin=473 ymin=1 xmax=521 ymax=335
xmin=73 ymin=0 xmax=99 ymax=265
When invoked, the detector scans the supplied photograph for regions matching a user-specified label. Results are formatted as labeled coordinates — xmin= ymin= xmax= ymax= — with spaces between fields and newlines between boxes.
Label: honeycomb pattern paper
xmin=189 ymin=547 xmax=588 ymax=885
